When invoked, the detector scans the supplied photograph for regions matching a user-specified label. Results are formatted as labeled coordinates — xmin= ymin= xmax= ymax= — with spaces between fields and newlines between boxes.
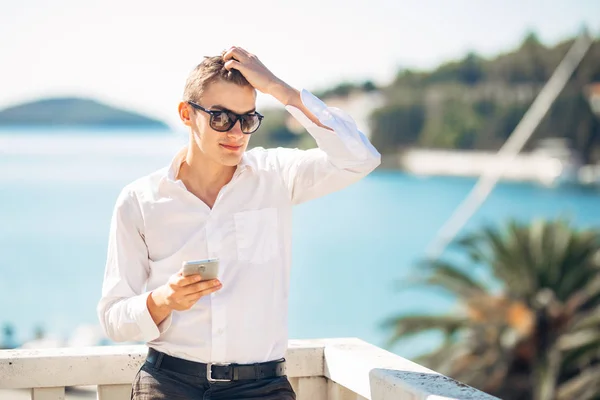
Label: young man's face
xmin=187 ymin=79 xmax=257 ymax=167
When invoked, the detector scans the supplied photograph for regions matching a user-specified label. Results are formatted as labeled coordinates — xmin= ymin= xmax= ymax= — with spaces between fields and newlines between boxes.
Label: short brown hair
xmin=182 ymin=55 xmax=251 ymax=103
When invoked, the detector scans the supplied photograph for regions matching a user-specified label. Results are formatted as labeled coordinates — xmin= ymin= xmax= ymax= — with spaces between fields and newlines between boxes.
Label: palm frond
xmin=555 ymin=232 xmax=600 ymax=301
xmin=422 ymin=260 xmax=489 ymax=299
xmin=383 ymin=314 xmax=469 ymax=346
xmin=569 ymin=303 xmax=600 ymax=331
xmin=557 ymin=364 xmax=600 ymax=400
xmin=558 ymin=329 xmax=600 ymax=352
xmin=415 ymin=338 xmax=471 ymax=371
xmin=563 ymin=275 xmax=600 ymax=319
xmin=532 ymin=344 xmax=563 ymax=400
xmin=455 ymin=232 xmax=495 ymax=266
xmin=477 ymin=223 xmax=536 ymax=297
xmin=560 ymin=338 xmax=600 ymax=373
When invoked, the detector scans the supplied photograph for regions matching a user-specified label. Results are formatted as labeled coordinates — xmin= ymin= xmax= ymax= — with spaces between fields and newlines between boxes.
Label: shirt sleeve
xmin=96 ymin=187 xmax=172 ymax=343
xmin=276 ymin=89 xmax=381 ymax=204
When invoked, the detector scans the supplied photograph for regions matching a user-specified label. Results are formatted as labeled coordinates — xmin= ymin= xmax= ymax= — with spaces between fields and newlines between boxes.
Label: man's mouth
xmin=220 ymin=144 xmax=242 ymax=151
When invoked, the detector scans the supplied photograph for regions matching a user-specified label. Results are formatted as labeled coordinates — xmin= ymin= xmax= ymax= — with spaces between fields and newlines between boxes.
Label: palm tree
xmin=385 ymin=219 xmax=600 ymax=400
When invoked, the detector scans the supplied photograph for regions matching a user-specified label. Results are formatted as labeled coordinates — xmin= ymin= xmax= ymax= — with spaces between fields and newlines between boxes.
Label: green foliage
xmin=370 ymin=103 xmax=425 ymax=153
xmin=248 ymin=108 xmax=318 ymax=151
xmin=236 ymin=32 xmax=600 ymax=158
xmin=361 ymin=80 xmax=377 ymax=92
xmin=423 ymin=52 xmax=486 ymax=86
xmin=420 ymin=99 xmax=483 ymax=149
xmin=314 ymin=80 xmax=378 ymax=99
xmin=369 ymin=34 xmax=600 ymax=161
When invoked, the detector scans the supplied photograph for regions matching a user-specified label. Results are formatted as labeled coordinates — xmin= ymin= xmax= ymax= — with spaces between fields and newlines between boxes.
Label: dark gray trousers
xmin=131 ymin=362 xmax=296 ymax=400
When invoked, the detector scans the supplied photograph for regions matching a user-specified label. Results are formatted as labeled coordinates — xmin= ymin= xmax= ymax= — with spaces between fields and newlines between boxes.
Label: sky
xmin=0 ymin=0 xmax=599 ymax=127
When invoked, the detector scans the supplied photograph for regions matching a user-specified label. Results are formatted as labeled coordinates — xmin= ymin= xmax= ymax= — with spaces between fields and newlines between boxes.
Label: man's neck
xmin=177 ymin=145 xmax=236 ymax=208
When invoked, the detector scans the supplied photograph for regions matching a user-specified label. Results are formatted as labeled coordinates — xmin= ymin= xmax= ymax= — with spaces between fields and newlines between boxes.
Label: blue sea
xmin=1 ymin=129 xmax=599 ymax=358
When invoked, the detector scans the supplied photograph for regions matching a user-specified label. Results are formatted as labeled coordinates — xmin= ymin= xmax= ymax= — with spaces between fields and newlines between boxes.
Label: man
xmin=97 ymin=46 xmax=380 ymax=399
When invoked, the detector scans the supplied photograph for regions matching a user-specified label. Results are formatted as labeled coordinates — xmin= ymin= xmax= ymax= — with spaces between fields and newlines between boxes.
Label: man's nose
xmin=227 ymin=120 xmax=244 ymax=136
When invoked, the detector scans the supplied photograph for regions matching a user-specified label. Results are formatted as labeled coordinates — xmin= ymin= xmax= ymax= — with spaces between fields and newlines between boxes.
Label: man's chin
xmin=218 ymin=154 xmax=244 ymax=167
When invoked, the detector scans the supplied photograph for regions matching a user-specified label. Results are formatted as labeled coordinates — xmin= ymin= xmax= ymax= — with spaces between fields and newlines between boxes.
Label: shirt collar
xmin=163 ymin=146 xmax=252 ymax=184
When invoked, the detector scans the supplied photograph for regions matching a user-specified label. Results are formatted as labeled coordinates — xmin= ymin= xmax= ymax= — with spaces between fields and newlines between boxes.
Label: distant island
xmin=0 ymin=97 xmax=168 ymax=128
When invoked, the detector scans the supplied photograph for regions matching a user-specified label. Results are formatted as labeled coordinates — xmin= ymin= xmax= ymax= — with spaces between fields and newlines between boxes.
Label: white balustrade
xmin=0 ymin=338 xmax=497 ymax=400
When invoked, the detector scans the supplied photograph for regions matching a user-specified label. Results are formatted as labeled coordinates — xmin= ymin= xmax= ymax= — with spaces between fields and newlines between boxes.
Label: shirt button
xmin=217 ymin=328 xmax=224 ymax=335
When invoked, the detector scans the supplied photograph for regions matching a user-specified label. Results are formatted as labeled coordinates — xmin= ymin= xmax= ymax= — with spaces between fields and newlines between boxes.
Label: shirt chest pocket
xmin=234 ymin=208 xmax=279 ymax=264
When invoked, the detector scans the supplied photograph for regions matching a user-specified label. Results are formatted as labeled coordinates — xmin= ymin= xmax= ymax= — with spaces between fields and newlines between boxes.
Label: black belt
xmin=146 ymin=348 xmax=286 ymax=382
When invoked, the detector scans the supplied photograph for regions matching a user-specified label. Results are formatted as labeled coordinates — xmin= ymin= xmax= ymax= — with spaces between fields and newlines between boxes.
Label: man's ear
xmin=178 ymin=102 xmax=192 ymax=127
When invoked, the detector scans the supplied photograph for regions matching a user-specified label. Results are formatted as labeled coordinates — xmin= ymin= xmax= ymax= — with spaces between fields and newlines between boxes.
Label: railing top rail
xmin=0 ymin=338 xmax=497 ymax=399
xmin=0 ymin=339 xmax=328 ymax=389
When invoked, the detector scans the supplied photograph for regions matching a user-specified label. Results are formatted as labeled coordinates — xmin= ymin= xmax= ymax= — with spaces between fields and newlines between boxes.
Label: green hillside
xmin=372 ymin=33 xmax=600 ymax=163
xmin=256 ymin=32 xmax=600 ymax=164
xmin=0 ymin=97 xmax=168 ymax=128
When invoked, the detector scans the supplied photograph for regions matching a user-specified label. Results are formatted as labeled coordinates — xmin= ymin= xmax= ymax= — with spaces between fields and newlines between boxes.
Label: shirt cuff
xmin=297 ymin=89 xmax=336 ymax=128
xmin=284 ymin=89 xmax=375 ymax=162
xmin=130 ymin=292 xmax=172 ymax=342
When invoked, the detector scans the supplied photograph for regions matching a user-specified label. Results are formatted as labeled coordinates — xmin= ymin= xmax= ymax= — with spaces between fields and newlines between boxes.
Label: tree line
xmin=254 ymin=32 xmax=600 ymax=164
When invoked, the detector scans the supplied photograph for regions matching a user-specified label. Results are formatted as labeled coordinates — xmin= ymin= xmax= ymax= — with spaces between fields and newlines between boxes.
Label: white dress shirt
xmin=97 ymin=89 xmax=381 ymax=364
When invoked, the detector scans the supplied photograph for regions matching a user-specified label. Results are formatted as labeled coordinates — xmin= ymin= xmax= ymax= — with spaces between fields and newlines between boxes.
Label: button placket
xmin=205 ymin=215 xmax=221 ymax=260
xmin=206 ymin=167 xmax=244 ymax=362
xmin=211 ymin=302 xmax=227 ymax=361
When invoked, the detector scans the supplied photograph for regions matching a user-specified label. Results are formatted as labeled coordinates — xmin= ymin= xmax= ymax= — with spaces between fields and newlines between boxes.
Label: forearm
xmin=98 ymin=292 xmax=169 ymax=342
xmin=267 ymin=79 xmax=332 ymax=131
xmin=148 ymin=289 xmax=172 ymax=326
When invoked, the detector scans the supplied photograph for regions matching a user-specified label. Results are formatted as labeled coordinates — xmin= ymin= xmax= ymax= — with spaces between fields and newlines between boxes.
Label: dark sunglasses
xmin=187 ymin=101 xmax=264 ymax=134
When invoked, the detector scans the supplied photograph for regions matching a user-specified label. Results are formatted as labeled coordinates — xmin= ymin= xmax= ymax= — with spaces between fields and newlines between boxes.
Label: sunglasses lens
xmin=211 ymin=112 xmax=234 ymax=131
xmin=241 ymin=115 xmax=260 ymax=133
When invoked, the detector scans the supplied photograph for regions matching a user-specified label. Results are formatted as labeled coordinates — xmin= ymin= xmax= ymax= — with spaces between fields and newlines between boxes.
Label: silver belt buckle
xmin=207 ymin=362 xmax=232 ymax=382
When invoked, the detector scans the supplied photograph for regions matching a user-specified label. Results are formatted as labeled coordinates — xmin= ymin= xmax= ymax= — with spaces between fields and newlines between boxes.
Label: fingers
xmin=224 ymin=59 xmax=242 ymax=72
xmin=182 ymin=279 xmax=222 ymax=296
xmin=174 ymin=273 xmax=203 ymax=287
xmin=184 ymin=282 xmax=222 ymax=299
xmin=223 ymin=46 xmax=251 ymax=63
xmin=181 ymin=281 xmax=222 ymax=309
